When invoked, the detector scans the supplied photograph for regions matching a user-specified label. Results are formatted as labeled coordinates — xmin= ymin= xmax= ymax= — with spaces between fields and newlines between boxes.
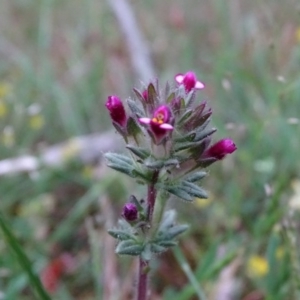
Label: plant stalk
xmin=146 ymin=170 xmax=159 ymax=222
xmin=137 ymin=170 xmax=159 ymax=300
xmin=137 ymin=259 xmax=149 ymax=300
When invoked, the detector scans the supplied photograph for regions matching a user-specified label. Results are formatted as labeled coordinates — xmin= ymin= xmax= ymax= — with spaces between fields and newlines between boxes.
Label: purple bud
xmin=122 ymin=203 xmax=138 ymax=222
xmin=175 ymin=71 xmax=205 ymax=92
xmin=203 ymin=139 xmax=237 ymax=160
xmin=105 ymin=95 xmax=127 ymax=127
xmin=142 ymin=90 xmax=148 ymax=101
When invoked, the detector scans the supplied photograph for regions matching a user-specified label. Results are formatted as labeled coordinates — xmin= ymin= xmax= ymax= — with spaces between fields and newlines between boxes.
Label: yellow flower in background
xmin=247 ymin=255 xmax=269 ymax=277
xmin=62 ymin=139 xmax=81 ymax=161
xmin=195 ymin=197 xmax=212 ymax=209
xmin=29 ymin=114 xmax=45 ymax=130
xmin=296 ymin=27 xmax=300 ymax=43
xmin=0 ymin=83 xmax=11 ymax=98
xmin=0 ymin=101 xmax=8 ymax=117
xmin=2 ymin=126 xmax=15 ymax=148
xmin=81 ymin=165 xmax=94 ymax=179
xmin=194 ymin=192 xmax=213 ymax=209
xmin=289 ymin=179 xmax=300 ymax=210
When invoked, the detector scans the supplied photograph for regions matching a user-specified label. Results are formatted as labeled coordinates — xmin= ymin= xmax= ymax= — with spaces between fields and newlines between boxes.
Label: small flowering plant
xmin=104 ymin=71 xmax=236 ymax=300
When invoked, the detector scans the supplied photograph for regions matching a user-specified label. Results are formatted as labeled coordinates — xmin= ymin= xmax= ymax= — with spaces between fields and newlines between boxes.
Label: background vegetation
xmin=0 ymin=0 xmax=300 ymax=299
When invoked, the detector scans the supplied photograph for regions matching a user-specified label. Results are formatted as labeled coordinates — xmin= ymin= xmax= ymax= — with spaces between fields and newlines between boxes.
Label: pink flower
xmin=203 ymin=139 xmax=237 ymax=160
xmin=139 ymin=105 xmax=174 ymax=144
xmin=41 ymin=253 xmax=75 ymax=294
xmin=175 ymin=71 xmax=205 ymax=92
xmin=105 ymin=95 xmax=127 ymax=127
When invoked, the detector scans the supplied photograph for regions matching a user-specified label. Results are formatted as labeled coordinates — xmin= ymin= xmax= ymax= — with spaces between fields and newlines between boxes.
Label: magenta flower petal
xmin=204 ymin=138 xmax=237 ymax=160
xmin=139 ymin=117 xmax=151 ymax=125
xmin=195 ymin=81 xmax=205 ymax=89
xmin=160 ymin=123 xmax=173 ymax=130
xmin=105 ymin=95 xmax=127 ymax=127
xmin=175 ymin=74 xmax=184 ymax=84
xmin=175 ymin=71 xmax=205 ymax=92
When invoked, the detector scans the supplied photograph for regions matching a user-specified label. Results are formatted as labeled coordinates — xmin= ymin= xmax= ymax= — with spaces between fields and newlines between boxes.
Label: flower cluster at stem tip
xmin=105 ymin=70 xmax=237 ymax=224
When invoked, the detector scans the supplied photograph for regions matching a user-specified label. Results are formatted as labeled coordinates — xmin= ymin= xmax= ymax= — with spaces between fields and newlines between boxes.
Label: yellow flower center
xmin=152 ymin=113 xmax=164 ymax=124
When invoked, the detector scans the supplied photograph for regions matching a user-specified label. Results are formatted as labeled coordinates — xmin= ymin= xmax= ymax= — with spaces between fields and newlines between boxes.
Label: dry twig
xmin=107 ymin=0 xmax=156 ymax=82
xmin=0 ymin=131 xmax=121 ymax=176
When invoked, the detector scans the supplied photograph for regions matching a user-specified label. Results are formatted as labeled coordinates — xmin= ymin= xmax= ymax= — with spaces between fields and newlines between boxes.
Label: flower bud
xmin=105 ymin=95 xmax=127 ymax=127
xmin=122 ymin=203 xmax=138 ymax=222
xmin=203 ymin=138 xmax=237 ymax=160
xmin=175 ymin=71 xmax=205 ymax=92
xmin=142 ymin=90 xmax=148 ymax=102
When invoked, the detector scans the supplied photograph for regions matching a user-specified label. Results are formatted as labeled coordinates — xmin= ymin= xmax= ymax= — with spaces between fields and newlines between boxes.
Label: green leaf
xmin=116 ymin=240 xmax=144 ymax=256
xmin=164 ymin=186 xmax=195 ymax=202
xmin=194 ymin=128 xmax=217 ymax=142
xmin=192 ymin=110 xmax=212 ymax=129
xmin=181 ymin=181 xmax=208 ymax=199
xmin=0 ymin=213 xmax=51 ymax=300
xmin=118 ymin=218 xmax=132 ymax=230
xmin=177 ymin=109 xmax=193 ymax=126
xmin=127 ymin=116 xmax=141 ymax=137
xmin=175 ymin=131 xmax=196 ymax=143
xmin=159 ymin=209 xmax=177 ymax=231
xmin=155 ymin=224 xmax=189 ymax=241
xmin=166 ymin=92 xmax=176 ymax=103
xmin=150 ymin=243 xmax=168 ymax=253
xmin=185 ymin=171 xmax=207 ymax=182
xmin=112 ymin=121 xmax=126 ymax=138
xmin=163 ymin=158 xmax=180 ymax=167
xmin=147 ymin=83 xmax=158 ymax=107
xmin=174 ymin=140 xmax=205 ymax=152
xmin=195 ymin=117 xmax=211 ymax=132
xmin=104 ymin=152 xmax=133 ymax=166
xmin=158 ymin=240 xmax=178 ymax=247
xmin=105 ymin=152 xmax=137 ymax=177
xmin=145 ymin=159 xmax=165 ymax=169
xmin=132 ymin=169 xmax=152 ymax=182
xmin=107 ymin=229 xmax=136 ymax=241
xmin=164 ymin=224 xmax=189 ymax=240
xmin=184 ymin=102 xmax=206 ymax=125
xmin=106 ymin=163 xmax=135 ymax=178
xmin=127 ymin=98 xmax=144 ymax=117
xmin=196 ymin=157 xmax=217 ymax=168
xmin=133 ymin=88 xmax=146 ymax=107
xmin=126 ymin=145 xmax=150 ymax=160
xmin=145 ymin=158 xmax=180 ymax=169
xmin=185 ymin=90 xmax=196 ymax=107
xmin=164 ymin=81 xmax=171 ymax=99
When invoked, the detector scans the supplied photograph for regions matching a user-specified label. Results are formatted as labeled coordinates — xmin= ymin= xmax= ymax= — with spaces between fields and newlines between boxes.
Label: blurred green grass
xmin=1 ymin=0 xmax=300 ymax=299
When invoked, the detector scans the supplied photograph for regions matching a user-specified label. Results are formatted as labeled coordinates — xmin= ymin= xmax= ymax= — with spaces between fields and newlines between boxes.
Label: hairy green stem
xmin=146 ymin=170 xmax=159 ymax=222
xmin=150 ymin=192 xmax=168 ymax=238
xmin=137 ymin=170 xmax=159 ymax=300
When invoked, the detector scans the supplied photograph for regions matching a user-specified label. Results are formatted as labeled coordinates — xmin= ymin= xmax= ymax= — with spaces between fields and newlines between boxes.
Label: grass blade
xmin=0 ymin=212 xmax=51 ymax=300
xmin=173 ymin=247 xmax=207 ymax=300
